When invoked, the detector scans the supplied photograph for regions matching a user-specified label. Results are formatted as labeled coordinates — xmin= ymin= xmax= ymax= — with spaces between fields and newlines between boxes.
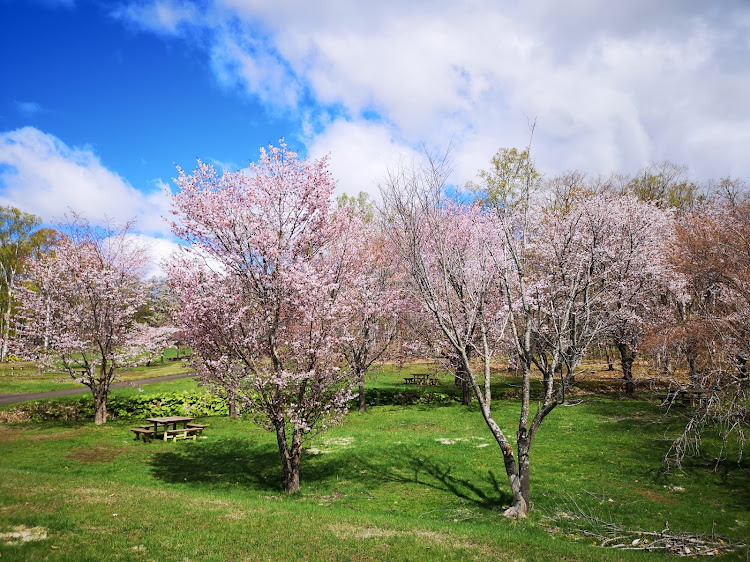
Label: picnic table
xmin=655 ymin=388 xmax=709 ymax=407
xmin=131 ymin=416 xmax=204 ymax=443
xmin=403 ymin=373 xmax=440 ymax=386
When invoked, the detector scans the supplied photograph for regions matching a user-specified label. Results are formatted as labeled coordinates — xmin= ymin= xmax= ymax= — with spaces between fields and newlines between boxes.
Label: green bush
xmin=0 ymin=390 xmax=228 ymax=422
xmin=359 ymin=388 xmax=457 ymax=407
xmin=1 ymin=387 xmax=457 ymax=422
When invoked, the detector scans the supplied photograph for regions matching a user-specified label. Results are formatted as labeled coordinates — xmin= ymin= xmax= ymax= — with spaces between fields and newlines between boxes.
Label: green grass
xmin=0 ymin=353 xmax=193 ymax=395
xmin=0 ymin=388 xmax=747 ymax=561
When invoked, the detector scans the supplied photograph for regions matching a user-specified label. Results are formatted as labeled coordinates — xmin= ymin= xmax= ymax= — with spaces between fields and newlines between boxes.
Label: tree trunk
xmin=604 ymin=345 xmax=614 ymax=371
xmin=470 ymin=373 xmax=528 ymax=518
xmin=687 ymin=353 xmax=699 ymax=387
xmin=737 ymin=355 xmax=748 ymax=380
xmin=499 ymin=439 xmax=528 ymax=518
xmin=228 ymin=388 xmax=238 ymax=419
xmin=357 ymin=368 xmax=366 ymax=413
xmin=1 ymin=279 xmax=12 ymax=361
xmin=43 ymin=297 xmax=51 ymax=350
xmin=617 ymin=342 xmax=636 ymax=397
xmin=275 ymin=421 xmax=301 ymax=494
xmin=517 ymin=435 xmax=531 ymax=511
xmin=452 ymin=353 xmax=472 ymax=406
xmin=461 ymin=377 xmax=471 ymax=406
xmin=93 ymin=388 xmax=108 ymax=425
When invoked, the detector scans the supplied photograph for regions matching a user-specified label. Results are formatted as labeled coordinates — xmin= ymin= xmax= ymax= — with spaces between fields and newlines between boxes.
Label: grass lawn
xmin=0 ymin=353 xmax=193 ymax=395
xmin=0 ymin=379 xmax=747 ymax=561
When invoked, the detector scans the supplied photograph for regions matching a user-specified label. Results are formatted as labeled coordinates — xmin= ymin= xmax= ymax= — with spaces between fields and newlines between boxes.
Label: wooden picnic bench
xmin=130 ymin=428 xmax=155 ymax=443
xmin=186 ymin=423 xmax=208 ymax=435
xmin=130 ymin=416 xmax=206 ymax=443
xmin=163 ymin=427 xmax=202 ymax=442
xmin=403 ymin=373 xmax=440 ymax=386
xmin=656 ymin=389 xmax=708 ymax=407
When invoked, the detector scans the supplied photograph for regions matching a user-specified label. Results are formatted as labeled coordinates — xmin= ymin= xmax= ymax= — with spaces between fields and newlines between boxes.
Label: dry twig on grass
xmin=543 ymin=498 xmax=746 ymax=557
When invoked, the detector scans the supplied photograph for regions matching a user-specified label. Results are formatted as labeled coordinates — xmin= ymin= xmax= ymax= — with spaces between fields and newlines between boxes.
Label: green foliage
xmin=336 ymin=191 xmax=375 ymax=222
xmin=360 ymin=388 xmax=456 ymax=407
xmin=1 ymin=354 xmax=26 ymax=363
xmin=627 ymin=162 xmax=703 ymax=210
xmin=467 ymin=147 xmax=540 ymax=210
xmin=0 ymin=390 xmax=228 ymax=422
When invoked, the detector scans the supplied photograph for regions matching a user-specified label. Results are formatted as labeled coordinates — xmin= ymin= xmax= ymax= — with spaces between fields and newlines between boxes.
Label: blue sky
xmin=1 ymin=0 xmax=298 ymax=198
xmin=1 ymin=0 xmax=749 ymax=272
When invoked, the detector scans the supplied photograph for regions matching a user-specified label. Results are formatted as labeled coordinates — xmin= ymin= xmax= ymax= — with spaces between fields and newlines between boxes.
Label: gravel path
xmin=0 ymin=373 xmax=197 ymax=406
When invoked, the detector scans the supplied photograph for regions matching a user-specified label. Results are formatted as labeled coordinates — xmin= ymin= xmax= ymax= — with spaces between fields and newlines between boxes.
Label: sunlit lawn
xmin=0 ymin=379 xmax=747 ymax=561
xmin=0 ymin=350 xmax=193 ymax=395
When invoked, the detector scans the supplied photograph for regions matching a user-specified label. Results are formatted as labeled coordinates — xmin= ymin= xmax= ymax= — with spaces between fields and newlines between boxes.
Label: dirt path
xmin=0 ymin=373 xmax=197 ymax=406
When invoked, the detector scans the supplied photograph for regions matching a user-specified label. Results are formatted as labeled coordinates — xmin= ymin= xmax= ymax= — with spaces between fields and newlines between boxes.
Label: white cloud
xmin=0 ymin=127 xmax=171 ymax=235
xmin=305 ymin=119 xmax=420 ymax=201
xmin=118 ymin=0 xmax=750 ymax=183
xmin=124 ymin=233 xmax=184 ymax=279
xmin=210 ymin=34 xmax=301 ymax=108
xmin=112 ymin=0 xmax=198 ymax=35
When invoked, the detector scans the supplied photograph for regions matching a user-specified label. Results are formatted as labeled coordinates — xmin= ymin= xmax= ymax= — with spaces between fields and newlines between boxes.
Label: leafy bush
xmin=2 ymin=354 xmax=27 ymax=363
xmin=358 ymin=388 xmax=457 ymax=407
xmin=0 ymin=390 xmax=228 ymax=423
xmin=0 ymin=387 xmax=457 ymax=423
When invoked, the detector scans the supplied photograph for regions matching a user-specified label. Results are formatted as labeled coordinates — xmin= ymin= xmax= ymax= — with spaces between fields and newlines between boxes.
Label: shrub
xmin=358 ymin=388 xmax=457 ymax=407
xmin=0 ymin=390 xmax=228 ymax=423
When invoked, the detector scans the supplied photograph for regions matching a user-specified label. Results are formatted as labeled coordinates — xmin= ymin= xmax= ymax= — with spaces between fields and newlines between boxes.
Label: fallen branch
xmin=543 ymin=506 xmax=746 ymax=557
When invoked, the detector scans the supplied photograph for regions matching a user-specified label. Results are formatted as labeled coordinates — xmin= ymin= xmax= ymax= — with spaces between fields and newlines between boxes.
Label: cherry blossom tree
xmin=384 ymin=145 xmax=678 ymax=518
xmin=335 ymin=211 xmax=402 ymax=412
xmin=20 ymin=216 xmax=167 ymax=424
xmin=656 ymin=189 xmax=750 ymax=467
xmin=381 ymin=153 xmax=519 ymax=513
xmin=168 ymin=141 xmax=359 ymax=493
xmin=593 ymin=196 xmax=674 ymax=396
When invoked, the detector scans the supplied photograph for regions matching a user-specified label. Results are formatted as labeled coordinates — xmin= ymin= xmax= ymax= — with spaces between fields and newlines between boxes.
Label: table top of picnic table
xmin=146 ymin=416 xmax=195 ymax=423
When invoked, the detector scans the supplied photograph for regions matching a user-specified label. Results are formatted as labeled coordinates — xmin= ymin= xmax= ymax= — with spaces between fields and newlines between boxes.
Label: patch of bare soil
xmin=633 ymin=487 xmax=677 ymax=505
xmin=0 ymin=525 xmax=48 ymax=545
xmin=67 ymin=446 xmax=128 ymax=463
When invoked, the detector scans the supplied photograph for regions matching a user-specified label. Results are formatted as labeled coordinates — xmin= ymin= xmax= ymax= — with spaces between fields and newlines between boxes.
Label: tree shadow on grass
xmin=149 ymin=436 xmax=511 ymax=509
xmin=149 ymin=437 xmax=369 ymax=493
xmin=149 ymin=438 xmax=281 ymax=490
xmin=352 ymin=444 xmax=511 ymax=510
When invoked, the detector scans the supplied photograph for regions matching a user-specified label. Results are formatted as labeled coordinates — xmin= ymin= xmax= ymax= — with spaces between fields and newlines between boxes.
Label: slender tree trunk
xmin=275 ymin=421 xmax=301 ymax=493
xmin=452 ymin=352 xmax=472 ymax=406
xmin=517 ymin=435 xmax=531 ymax=509
xmin=604 ymin=345 xmax=614 ymax=371
xmin=737 ymin=355 xmax=748 ymax=380
xmin=1 ymin=280 xmax=13 ymax=361
xmin=617 ymin=342 xmax=636 ymax=397
xmin=687 ymin=353 xmax=699 ymax=387
xmin=465 ymin=352 xmax=528 ymax=518
xmin=43 ymin=297 xmax=51 ymax=350
xmin=228 ymin=388 xmax=238 ymax=419
xmin=93 ymin=387 xmax=108 ymax=425
xmin=91 ymin=363 xmax=111 ymax=425
xmin=357 ymin=367 xmax=366 ymax=413
xmin=460 ymin=367 xmax=471 ymax=406
xmin=480 ymin=404 xmax=527 ymax=517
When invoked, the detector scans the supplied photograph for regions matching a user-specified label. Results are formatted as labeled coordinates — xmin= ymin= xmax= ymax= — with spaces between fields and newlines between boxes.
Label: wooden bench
xmin=130 ymin=428 xmax=155 ymax=443
xmin=656 ymin=389 xmax=708 ymax=407
xmin=163 ymin=427 xmax=202 ymax=442
xmin=186 ymin=423 xmax=207 ymax=435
